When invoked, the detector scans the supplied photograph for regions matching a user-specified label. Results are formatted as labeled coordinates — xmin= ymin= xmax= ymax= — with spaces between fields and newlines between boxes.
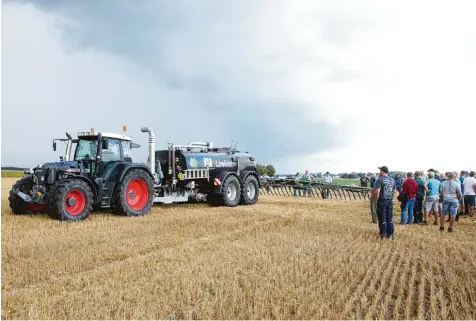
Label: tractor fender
xmin=239 ymin=171 xmax=261 ymax=188
xmin=213 ymin=171 xmax=239 ymax=194
xmin=117 ymin=164 xmax=155 ymax=183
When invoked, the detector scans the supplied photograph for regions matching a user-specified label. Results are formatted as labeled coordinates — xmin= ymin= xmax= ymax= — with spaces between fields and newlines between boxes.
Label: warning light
xmin=123 ymin=125 xmax=127 ymax=132
xmin=90 ymin=128 xmax=94 ymax=132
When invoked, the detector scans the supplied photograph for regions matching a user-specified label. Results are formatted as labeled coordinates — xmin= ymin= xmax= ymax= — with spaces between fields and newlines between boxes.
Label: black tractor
xmin=9 ymin=128 xmax=155 ymax=221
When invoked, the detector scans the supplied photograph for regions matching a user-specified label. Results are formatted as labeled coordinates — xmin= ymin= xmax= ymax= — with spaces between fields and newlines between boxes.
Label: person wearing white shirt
xmin=323 ymin=172 xmax=332 ymax=183
xmin=322 ymin=172 xmax=332 ymax=198
xmin=463 ymin=171 xmax=476 ymax=217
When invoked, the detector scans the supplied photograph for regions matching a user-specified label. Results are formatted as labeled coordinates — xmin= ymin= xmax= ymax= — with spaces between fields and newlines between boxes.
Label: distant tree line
xmin=338 ymin=171 xmax=405 ymax=178
xmin=1 ymin=167 xmax=26 ymax=171
xmin=256 ymin=164 xmax=276 ymax=176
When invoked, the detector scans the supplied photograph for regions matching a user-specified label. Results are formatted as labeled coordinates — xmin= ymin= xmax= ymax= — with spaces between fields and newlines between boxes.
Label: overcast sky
xmin=2 ymin=0 xmax=476 ymax=173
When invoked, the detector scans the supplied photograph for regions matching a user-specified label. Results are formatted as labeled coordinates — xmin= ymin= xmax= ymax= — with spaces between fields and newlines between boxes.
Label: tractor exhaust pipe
xmin=141 ymin=126 xmax=156 ymax=175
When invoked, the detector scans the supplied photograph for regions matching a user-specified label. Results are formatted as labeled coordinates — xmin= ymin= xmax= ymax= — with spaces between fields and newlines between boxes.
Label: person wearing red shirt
xmin=401 ymin=172 xmax=418 ymax=224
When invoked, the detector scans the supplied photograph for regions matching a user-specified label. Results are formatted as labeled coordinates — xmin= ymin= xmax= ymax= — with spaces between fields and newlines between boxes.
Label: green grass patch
xmin=331 ymin=178 xmax=360 ymax=186
xmin=1 ymin=170 xmax=25 ymax=177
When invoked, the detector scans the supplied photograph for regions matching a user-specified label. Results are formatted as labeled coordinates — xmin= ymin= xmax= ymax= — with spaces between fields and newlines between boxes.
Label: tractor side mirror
xmin=59 ymin=156 xmax=64 ymax=162
xmin=53 ymin=141 xmax=57 ymax=151
xmin=130 ymin=142 xmax=141 ymax=148
xmin=102 ymin=138 xmax=109 ymax=149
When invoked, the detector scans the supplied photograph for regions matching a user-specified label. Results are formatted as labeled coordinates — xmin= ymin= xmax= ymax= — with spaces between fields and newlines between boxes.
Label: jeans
xmin=401 ymin=197 xmax=416 ymax=224
xmin=415 ymin=195 xmax=424 ymax=222
xmin=378 ymin=199 xmax=394 ymax=237
xmin=442 ymin=200 xmax=459 ymax=216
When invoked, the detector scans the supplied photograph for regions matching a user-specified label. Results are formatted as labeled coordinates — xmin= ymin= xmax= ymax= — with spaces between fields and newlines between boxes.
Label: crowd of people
xmin=369 ymin=166 xmax=476 ymax=239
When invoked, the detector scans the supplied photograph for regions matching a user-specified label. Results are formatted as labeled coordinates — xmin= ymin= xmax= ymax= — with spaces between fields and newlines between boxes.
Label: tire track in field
xmin=432 ymin=262 xmax=450 ymax=320
xmin=363 ymin=248 xmax=401 ymax=320
xmin=393 ymin=252 xmax=414 ymax=319
xmin=339 ymin=243 xmax=393 ymax=319
xmin=313 ymin=243 xmax=366 ymax=316
xmin=415 ymin=259 xmax=426 ymax=319
xmin=383 ymin=249 xmax=411 ymax=320
xmin=456 ymin=284 xmax=472 ymax=319
xmin=3 ymin=215 xmax=285 ymax=299
xmin=438 ymin=264 xmax=455 ymax=319
xmin=463 ymin=280 xmax=476 ymax=318
xmin=403 ymin=256 xmax=418 ymax=319
xmin=429 ymin=262 xmax=438 ymax=320
xmin=421 ymin=262 xmax=432 ymax=320
xmin=329 ymin=244 xmax=384 ymax=318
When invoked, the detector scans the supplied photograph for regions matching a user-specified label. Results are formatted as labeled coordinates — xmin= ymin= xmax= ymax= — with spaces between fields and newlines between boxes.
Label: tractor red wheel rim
xmin=26 ymin=203 xmax=45 ymax=211
xmin=126 ymin=178 xmax=149 ymax=210
xmin=65 ymin=189 xmax=86 ymax=215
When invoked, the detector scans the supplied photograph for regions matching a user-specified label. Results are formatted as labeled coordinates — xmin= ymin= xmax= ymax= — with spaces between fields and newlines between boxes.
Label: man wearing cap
xmin=372 ymin=166 xmax=396 ymax=239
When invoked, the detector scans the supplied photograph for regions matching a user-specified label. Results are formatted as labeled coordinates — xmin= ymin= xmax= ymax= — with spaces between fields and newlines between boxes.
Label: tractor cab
xmin=74 ymin=128 xmax=140 ymax=178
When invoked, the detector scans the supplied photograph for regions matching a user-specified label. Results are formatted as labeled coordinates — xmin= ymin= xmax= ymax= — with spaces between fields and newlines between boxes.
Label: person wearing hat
xmin=372 ymin=166 xmax=396 ymax=239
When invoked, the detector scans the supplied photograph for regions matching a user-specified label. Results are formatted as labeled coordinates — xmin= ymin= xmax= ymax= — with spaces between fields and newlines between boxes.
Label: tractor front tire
xmin=48 ymin=179 xmax=93 ymax=221
xmin=8 ymin=176 xmax=47 ymax=214
xmin=240 ymin=175 xmax=259 ymax=205
xmin=220 ymin=175 xmax=241 ymax=207
xmin=113 ymin=169 xmax=154 ymax=216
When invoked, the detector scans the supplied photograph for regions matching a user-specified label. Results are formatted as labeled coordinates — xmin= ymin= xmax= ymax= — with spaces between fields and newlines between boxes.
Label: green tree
xmin=265 ymin=164 xmax=276 ymax=176
xmin=256 ymin=164 xmax=267 ymax=176
xmin=256 ymin=164 xmax=276 ymax=176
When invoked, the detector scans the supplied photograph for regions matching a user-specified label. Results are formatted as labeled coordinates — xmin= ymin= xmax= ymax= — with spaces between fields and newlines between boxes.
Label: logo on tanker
xmin=189 ymin=157 xmax=199 ymax=168
xmin=189 ymin=157 xmax=233 ymax=168
xmin=203 ymin=157 xmax=213 ymax=167
xmin=216 ymin=160 xmax=233 ymax=167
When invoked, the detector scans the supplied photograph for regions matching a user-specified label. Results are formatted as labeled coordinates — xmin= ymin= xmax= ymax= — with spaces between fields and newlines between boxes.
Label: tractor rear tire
xmin=8 ymin=176 xmax=48 ymax=214
xmin=48 ymin=179 xmax=93 ymax=221
xmin=220 ymin=175 xmax=241 ymax=207
xmin=113 ymin=169 xmax=154 ymax=216
xmin=240 ymin=175 xmax=259 ymax=205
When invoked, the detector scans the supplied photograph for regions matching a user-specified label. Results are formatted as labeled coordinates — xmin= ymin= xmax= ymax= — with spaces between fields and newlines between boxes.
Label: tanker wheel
xmin=240 ymin=175 xmax=259 ymax=205
xmin=220 ymin=175 xmax=241 ymax=207
xmin=113 ymin=169 xmax=154 ymax=216
xmin=8 ymin=176 xmax=47 ymax=214
xmin=48 ymin=178 xmax=93 ymax=221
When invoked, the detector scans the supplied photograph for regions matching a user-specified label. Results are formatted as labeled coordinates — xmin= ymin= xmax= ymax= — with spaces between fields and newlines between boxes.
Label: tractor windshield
xmin=74 ymin=138 xmax=97 ymax=161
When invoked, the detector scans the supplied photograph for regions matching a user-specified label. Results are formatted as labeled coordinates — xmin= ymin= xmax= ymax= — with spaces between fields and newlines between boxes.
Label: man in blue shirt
xmin=424 ymin=171 xmax=441 ymax=225
xmin=372 ymin=166 xmax=396 ymax=239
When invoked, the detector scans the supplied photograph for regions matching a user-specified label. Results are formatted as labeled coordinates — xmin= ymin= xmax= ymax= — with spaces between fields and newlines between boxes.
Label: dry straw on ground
xmin=2 ymin=177 xmax=476 ymax=319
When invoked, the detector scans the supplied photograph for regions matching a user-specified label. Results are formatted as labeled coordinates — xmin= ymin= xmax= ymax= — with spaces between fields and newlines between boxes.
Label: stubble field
xmin=2 ymin=177 xmax=476 ymax=319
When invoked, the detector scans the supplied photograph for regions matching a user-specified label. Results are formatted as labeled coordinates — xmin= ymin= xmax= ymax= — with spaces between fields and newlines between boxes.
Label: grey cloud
xmin=2 ymin=0 xmax=345 ymax=170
